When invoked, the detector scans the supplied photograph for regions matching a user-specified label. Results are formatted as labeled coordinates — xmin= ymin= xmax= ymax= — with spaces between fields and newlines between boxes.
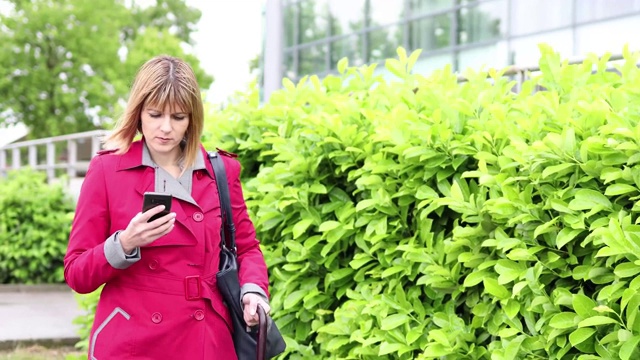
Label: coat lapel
xmin=121 ymin=141 xmax=198 ymax=246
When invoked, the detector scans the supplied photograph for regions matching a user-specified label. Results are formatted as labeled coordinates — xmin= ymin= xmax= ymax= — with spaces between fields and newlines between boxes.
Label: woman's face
xmin=140 ymin=103 xmax=190 ymax=159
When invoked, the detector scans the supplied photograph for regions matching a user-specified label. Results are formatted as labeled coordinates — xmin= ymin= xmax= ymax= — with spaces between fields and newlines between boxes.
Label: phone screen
xmin=143 ymin=192 xmax=172 ymax=222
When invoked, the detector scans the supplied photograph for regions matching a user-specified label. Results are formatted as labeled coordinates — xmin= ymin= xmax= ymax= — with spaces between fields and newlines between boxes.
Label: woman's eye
xmin=174 ymin=116 xmax=185 ymax=121
xmin=149 ymin=113 xmax=161 ymax=118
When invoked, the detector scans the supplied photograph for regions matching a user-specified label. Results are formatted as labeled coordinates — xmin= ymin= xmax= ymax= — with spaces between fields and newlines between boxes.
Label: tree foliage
xmin=0 ymin=0 xmax=213 ymax=139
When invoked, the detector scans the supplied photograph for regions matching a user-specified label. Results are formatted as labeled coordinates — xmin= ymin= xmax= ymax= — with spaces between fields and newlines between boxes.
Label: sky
xmin=185 ymin=0 xmax=265 ymax=104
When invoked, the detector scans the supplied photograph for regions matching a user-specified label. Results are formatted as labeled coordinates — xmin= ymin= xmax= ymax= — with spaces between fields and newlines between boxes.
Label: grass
xmin=0 ymin=345 xmax=83 ymax=360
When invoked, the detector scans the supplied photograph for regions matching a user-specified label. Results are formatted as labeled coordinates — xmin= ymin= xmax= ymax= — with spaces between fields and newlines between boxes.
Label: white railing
xmin=0 ymin=130 xmax=111 ymax=181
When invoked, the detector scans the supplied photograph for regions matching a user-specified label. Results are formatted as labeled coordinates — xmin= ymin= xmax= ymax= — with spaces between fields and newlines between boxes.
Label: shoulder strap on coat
xmin=208 ymin=151 xmax=236 ymax=251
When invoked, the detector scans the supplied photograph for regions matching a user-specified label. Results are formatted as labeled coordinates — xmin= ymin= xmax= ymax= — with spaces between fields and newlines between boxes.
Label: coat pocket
xmin=90 ymin=307 xmax=133 ymax=359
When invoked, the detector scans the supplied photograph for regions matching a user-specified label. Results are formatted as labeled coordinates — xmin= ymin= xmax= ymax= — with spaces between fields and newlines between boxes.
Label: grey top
xmin=103 ymin=141 xmax=268 ymax=303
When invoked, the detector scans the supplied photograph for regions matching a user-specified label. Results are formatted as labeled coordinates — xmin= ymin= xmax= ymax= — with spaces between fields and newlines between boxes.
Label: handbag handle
xmin=208 ymin=151 xmax=236 ymax=251
xmin=257 ymin=304 xmax=268 ymax=360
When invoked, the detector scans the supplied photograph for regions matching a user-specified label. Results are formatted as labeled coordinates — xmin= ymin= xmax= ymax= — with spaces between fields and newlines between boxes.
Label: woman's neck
xmin=149 ymin=149 xmax=183 ymax=169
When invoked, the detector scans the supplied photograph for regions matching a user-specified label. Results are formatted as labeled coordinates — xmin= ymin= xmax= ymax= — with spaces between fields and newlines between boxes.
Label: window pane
xmin=412 ymin=53 xmax=454 ymax=74
xmin=299 ymin=44 xmax=328 ymax=76
xmin=368 ymin=25 xmax=403 ymax=62
xmin=510 ymin=29 xmax=573 ymax=65
xmin=283 ymin=50 xmax=296 ymax=79
xmin=299 ymin=0 xmax=329 ymax=44
xmin=576 ymin=15 xmax=640 ymax=57
xmin=409 ymin=0 xmax=454 ymax=16
xmin=576 ymin=0 xmax=640 ymax=22
xmin=283 ymin=4 xmax=297 ymax=48
xmin=329 ymin=0 xmax=366 ymax=36
xmin=458 ymin=42 xmax=508 ymax=71
xmin=331 ymin=34 xmax=364 ymax=68
xmin=369 ymin=0 xmax=405 ymax=26
xmin=510 ymin=0 xmax=573 ymax=36
xmin=458 ymin=0 xmax=506 ymax=45
xmin=409 ymin=12 xmax=452 ymax=51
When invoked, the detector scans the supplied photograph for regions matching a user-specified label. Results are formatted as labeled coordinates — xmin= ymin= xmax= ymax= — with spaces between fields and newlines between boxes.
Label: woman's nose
xmin=159 ymin=116 xmax=172 ymax=132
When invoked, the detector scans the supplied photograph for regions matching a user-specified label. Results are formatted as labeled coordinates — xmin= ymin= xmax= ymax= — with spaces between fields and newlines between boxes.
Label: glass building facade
xmin=263 ymin=0 xmax=640 ymax=98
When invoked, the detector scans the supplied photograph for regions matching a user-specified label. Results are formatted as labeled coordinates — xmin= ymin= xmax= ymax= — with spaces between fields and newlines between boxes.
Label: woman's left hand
xmin=242 ymin=293 xmax=271 ymax=327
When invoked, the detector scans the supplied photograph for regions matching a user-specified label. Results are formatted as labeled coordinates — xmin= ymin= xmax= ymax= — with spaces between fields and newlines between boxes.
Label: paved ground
xmin=0 ymin=284 xmax=85 ymax=350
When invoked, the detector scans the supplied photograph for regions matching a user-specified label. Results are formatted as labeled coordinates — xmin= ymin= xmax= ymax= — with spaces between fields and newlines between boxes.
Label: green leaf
xmin=292 ymin=219 xmax=313 ymax=239
xmin=568 ymin=189 xmax=612 ymax=210
xmin=309 ymin=183 xmax=328 ymax=194
xmin=615 ymin=262 xmax=640 ymax=278
xmin=569 ymin=328 xmax=596 ymax=346
xmin=429 ymin=329 xmax=451 ymax=347
xmin=385 ymin=58 xmax=405 ymax=78
xmin=423 ymin=344 xmax=451 ymax=357
xmin=415 ymin=185 xmax=438 ymax=200
xmin=504 ymin=300 xmax=520 ymax=319
xmin=483 ymin=278 xmax=511 ymax=299
xmin=337 ymin=57 xmax=348 ymax=74
xmin=464 ymin=270 xmax=490 ymax=287
xmin=556 ymin=228 xmax=583 ymax=249
xmin=573 ymin=294 xmax=597 ymax=318
xmin=318 ymin=221 xmax=341 ymax=232
xmin=542 ymin=163 xmax=574 ymax=178
xmin=578 ymin=316 xmax=619 ymax=327
xmin=378 ymin=342 xmax=402 ymax=356
xmin=549 ymin=312 xmax=579 ymax=329
xmin=381 ymin=313 xmax=409 ymax=330
xmin=620 ymin=335 xmax=640 ymax=360
xmin=284 ymin=290 xmax=307 ymax=309
xmin=605 ymin=183 xmax=637 ymax=196
xmin=495 ymin=259 xmax=524 ymax=284
xmin=407 ymin=49 xmax=422 ymax=72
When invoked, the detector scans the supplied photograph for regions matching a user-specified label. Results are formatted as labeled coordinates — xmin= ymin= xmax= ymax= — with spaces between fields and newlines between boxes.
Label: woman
xmin=64 ymin=55 xmax=271 ymax=359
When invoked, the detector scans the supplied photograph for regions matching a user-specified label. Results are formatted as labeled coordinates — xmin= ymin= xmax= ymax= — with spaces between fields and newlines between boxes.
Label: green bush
xmin=0 ymin=168 xmax=75 ymax=283
xmin=200 ymin=44 xmax=640 ymax=359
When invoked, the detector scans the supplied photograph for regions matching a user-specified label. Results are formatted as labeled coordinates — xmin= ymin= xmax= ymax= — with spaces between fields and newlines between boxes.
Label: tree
xmin=0 ymin=0 xmax=213 ymax=139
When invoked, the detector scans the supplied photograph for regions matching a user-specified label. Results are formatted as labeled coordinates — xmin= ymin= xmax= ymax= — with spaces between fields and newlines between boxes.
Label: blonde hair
xmin=104 ymin=55 xmax=204 ymax=170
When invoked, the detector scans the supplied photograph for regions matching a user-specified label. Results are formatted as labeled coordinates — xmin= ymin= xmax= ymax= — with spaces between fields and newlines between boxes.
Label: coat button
xmin=151 ymin=312 xmax=162 ymax=324
xmin=148 ymin=259 xmax=158 ymax=270
xmin=194 ymin=309 xmax=204 ymax=321
xmin=193 ymin=212 xmax=204 ymax=222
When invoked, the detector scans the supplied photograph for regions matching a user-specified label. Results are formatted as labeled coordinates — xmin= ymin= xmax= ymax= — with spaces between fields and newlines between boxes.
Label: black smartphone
xmin=142 ymin=192 xmax=172 ymax=222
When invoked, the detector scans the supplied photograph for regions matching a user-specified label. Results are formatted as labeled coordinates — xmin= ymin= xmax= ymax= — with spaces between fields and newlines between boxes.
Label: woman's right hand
xmin=118 ymin=205 xmax=176 ymax=254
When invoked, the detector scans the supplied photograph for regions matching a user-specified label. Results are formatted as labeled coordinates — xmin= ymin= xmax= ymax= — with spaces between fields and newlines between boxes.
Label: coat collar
xmin=115 ymin=139 xmax=208 ymax=172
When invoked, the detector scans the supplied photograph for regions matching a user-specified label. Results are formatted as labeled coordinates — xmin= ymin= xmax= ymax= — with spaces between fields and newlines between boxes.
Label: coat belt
xmin=111 ymin=272 xmax=219 ymax=301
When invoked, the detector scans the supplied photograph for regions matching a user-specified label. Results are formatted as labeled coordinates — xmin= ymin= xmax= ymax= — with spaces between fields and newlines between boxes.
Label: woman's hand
xmin=242 ymin=293 xmax=270 ymax=327
xmin=119 ymin=205 xmax=176 ymax=253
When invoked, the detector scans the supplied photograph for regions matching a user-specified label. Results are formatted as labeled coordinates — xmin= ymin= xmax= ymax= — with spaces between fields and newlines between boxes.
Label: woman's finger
xmin=140 ymin=205 xmax=167 ymax=222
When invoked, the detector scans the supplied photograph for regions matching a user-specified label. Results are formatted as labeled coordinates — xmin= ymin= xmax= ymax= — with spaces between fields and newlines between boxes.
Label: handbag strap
xmin=208 ymin=151 xmax=236 ymax=251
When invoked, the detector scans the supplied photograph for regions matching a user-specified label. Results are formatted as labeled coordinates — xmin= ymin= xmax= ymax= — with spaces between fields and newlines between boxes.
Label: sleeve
xmin=224 ymin=156 xmax=270 ymax=300
xmin=104 ymin=231 xmax=141 ymax=268
xmin=63 ymin=156 xmax=131 ymax=294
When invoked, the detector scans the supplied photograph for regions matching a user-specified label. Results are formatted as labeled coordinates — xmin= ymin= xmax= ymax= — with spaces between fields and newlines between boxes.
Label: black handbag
xmin=209 ymin=151 xmax=286 ymax=360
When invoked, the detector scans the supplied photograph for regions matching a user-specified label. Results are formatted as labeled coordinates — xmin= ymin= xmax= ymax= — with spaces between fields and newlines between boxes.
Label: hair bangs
xmin=144 ymin=78 xmax=193 ymax=115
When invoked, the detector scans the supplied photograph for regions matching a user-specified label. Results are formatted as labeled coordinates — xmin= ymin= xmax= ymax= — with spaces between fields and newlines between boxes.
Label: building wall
xmin=263 ymin=0 xmax=640 ymax=99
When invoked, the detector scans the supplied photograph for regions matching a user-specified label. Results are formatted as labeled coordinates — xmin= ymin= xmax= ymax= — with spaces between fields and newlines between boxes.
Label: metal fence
xmin=0 ymin=130 xmax=111 ymax=181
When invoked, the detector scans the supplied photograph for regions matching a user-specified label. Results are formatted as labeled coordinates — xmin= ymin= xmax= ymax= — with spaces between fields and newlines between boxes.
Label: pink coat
xmin=64 ymin=141 xmax=269 ymax=359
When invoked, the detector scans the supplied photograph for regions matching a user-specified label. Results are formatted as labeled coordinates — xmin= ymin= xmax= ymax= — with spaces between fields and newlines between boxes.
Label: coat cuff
xmin=104 ymin=231 xmax=141 ymax=269
xmin=240 ymin=283 xmax=269 ymax=305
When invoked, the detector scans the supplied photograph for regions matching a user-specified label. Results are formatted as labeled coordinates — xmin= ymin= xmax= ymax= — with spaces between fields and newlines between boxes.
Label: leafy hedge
xmin=0 ymin=169 xmax=75 ymax=283
xmin=200 ymin=45 xmax=640 ymax=359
